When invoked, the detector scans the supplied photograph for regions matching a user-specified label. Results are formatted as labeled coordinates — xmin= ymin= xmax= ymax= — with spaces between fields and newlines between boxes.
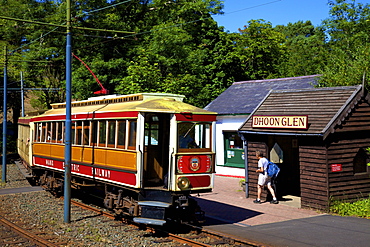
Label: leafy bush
xmin=330 ymin=197 xmax=370 ymax=218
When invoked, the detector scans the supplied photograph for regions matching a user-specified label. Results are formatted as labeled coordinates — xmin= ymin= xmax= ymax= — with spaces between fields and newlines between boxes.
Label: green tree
xmin=235 ymin=19 xmax=286 ymax=80
xmin=275 ymin=21 xmax=328 ymax=77
xmin=319 ymin=0 xmax=370 ymax=88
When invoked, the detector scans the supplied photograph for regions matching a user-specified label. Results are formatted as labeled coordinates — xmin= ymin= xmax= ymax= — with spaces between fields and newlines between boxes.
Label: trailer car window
xmin=91 ymin=121 xmax=98 ymax=146
xmin=76 ymin=121 xmax=83 ymax=145
xmin=107 ymin=121 xmax=116 ymax=147
xmin=117 ymin=120 xmax=126 ymax=149
xmin=99 ymin=121 xmax=107 ymax=147
xmin=83 ymin=121 xmax=90 ymax=146
xmin=128 ymin=120 xmax=136 ymax=150
xmin=57 ymin=122 xmax=64 ymax=143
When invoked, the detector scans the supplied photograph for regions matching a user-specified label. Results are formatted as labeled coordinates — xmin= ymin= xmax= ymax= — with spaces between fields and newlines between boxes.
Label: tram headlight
xmin=177 ymin=177 xmax=190 ymax=190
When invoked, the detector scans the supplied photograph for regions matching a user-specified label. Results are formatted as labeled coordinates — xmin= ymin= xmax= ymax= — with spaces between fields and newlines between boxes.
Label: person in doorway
xmin=253 ymin=151 xmax=278 ymax=204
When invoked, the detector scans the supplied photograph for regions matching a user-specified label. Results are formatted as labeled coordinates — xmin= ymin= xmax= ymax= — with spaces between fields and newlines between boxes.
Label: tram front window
xmin=178 ymin=122 xmax=211 ymax=151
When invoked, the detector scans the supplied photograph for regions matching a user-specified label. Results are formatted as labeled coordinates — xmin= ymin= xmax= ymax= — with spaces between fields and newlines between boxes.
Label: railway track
xmin=0 ymin=215 xmax=62 ymax=247
xmin=69 ymin=197 xmax=263 ymax=247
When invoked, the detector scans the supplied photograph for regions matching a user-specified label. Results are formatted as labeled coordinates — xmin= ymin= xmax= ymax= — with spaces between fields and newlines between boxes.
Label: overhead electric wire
xmin=4 ymin=0 xmax=282 ymax=59
xmin=219 ymin=0 xmax=282 ymax=16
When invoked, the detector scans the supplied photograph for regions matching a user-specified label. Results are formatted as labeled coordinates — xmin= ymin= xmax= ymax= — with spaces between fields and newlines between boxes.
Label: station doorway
xmin=268 ymin=135 xmax=301 ymax=198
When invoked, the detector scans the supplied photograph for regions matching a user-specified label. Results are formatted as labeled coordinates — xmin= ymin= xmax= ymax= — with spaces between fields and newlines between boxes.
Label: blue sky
xmin=213 ymin=0 xmax=368 ymax=33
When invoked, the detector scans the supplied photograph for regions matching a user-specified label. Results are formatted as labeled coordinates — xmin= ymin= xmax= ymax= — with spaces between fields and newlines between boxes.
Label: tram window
xmin=76 ymin=121 xmax=83 ymax=145
xmin=128 ymin=120 xmax=137 ymax=150
xmin=107 ymin=121 xmax=116 ymax=147
xmin=178 ymin=122 xmax=211 ymax=151
xmin=51 ymin=122 xmax=57 ymax=142
xmin=117 ymin=120 xmax=126 ymax=149
xmin=41 ymin=123 xmax=47 ymax=142
xmin=91 ymin=121 xmax=98 ymax=146
xmin=57 ymin=122 xmax=64 ymax=143
xmin=71 ymin=121 xmax=77 ymax=145
xmin=82 ymin=121 xmax=90 ymax=146
xmin=34 ymin=123 xmax=40 ymax=142
xmin=99 ymin=121 xmax=107 ymax=147
xmin=145 ymin=123 xmax=159 ymax=146
xmin=46 ymin=122 xmax=52 ymax=142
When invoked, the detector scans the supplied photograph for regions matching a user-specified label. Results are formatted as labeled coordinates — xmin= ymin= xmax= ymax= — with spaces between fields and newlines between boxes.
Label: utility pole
xmin=0 ymin=0 xmax=134 ymax=223
xmin=2 ymin=46 xmax=7 ymax=183
xmin=64 ymin=0 xmax=72 ymax=223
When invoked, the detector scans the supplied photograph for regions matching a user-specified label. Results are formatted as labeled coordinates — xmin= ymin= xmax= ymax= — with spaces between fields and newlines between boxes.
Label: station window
xmin=224 ymin=132 xmax=243 ymax=150
xmin=353 ymin=148 xmax=369 ymax=174
xmin=270 ymin=143 xmax=283 ymax=164
xmin=223 ymin=132 xmax=244 ymax=168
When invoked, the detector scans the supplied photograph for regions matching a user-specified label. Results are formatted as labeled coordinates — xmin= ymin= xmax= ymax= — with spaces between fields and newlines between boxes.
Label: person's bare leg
xmin=257 ymin=185 xmax=262 ymax=200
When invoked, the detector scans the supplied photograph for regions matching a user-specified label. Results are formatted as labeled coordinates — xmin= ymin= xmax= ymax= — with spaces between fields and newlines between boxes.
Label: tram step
xmin=138 ymin=201 xmax=171 ymax=207
xmin=15 ymin=161 xmax=33 ymax=178
xmin=133 ymin=217 xmax=166 ymax=226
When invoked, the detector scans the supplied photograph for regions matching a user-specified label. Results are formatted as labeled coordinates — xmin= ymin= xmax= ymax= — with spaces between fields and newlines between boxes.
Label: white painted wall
xmin=214 ymin=115 xmax=249 ymax=177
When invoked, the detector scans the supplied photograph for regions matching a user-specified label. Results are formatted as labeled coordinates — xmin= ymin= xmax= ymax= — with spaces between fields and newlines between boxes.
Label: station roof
xmin=204 ymin=75 xmax=319 ymax=115
xmin=239 ymin=85 xmax=367 ymax=140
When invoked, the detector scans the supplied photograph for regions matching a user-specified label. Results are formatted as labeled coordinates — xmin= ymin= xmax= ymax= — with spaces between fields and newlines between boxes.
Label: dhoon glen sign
xmin=252 ymin=115 xmax=308 ymax=129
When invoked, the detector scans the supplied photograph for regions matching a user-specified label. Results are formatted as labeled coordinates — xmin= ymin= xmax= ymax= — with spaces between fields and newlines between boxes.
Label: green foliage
xmin=275 ymin=21 xmax=328 ymax=77
xmin=237 ymin=19 xmax=287 ymax=80
xmin=330 ymin=196 xmax=370 ymax=218
xmin=318 ymin=0 xmax=370 ymax=88
xmin=2 ymin=0 xmax=370 ymax=112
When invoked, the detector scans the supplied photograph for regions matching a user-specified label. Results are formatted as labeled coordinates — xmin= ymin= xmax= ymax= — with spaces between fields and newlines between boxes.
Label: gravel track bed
xmin=0 ymin=163 xmax=179 ymax=246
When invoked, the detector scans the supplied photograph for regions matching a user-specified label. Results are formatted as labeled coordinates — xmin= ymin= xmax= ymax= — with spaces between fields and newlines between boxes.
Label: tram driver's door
xmin=143 ymin=113 xmax=169 ymax=187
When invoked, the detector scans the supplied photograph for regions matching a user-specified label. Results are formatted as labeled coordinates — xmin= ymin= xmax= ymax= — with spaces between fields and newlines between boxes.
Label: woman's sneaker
xmin=270 ymin=199 xmax=279 ymax=204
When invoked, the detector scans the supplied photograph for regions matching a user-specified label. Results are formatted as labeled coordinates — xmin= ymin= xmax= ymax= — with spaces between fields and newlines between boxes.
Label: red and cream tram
xmin=17 ymin=93 xmax=216 ymax=225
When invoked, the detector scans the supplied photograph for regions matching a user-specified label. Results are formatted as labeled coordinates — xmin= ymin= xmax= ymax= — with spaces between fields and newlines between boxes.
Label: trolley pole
xmin=2 ymin=46 xmax=8 ymax=183
xmin=64 ymin=0 xmax=72 ymax=223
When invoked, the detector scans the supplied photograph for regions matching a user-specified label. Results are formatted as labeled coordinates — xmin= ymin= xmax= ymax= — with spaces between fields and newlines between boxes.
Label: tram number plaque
xmin=331 ymin=164 xmax=342 ymax=172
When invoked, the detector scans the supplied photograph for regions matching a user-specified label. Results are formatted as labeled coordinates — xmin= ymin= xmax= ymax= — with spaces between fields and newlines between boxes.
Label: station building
xmin=238 ymin=85 xmax=370 ymax=210
xmin=205 ymin=75 xmax=318 ymax=177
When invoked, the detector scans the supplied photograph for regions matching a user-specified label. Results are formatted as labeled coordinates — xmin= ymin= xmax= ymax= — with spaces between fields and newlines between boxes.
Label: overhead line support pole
xmin=64 ymin=0 xmax=72 ymax=223
xmin=2 ymin=46 xmax=7 ymax=183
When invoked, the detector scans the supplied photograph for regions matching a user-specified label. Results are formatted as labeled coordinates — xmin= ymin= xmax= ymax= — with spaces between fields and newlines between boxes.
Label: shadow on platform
xmin=194 ymin=197 xmax=262 ymax=226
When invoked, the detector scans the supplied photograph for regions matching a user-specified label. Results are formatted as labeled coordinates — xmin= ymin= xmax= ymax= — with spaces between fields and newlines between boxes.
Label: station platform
xmin=194 ymin=175 xmax=370 ymax=247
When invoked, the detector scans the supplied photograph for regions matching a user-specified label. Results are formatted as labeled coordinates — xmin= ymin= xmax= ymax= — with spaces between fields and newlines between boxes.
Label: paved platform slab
xmin=194 ymin=175 xmax=370 ymax=247
xmin=0 ymin=186 xmax=44 ymax=195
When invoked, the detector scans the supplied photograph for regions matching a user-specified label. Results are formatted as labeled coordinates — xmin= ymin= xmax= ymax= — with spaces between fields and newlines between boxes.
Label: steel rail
xmin=0 ymin=215 xmax=59 ymax=247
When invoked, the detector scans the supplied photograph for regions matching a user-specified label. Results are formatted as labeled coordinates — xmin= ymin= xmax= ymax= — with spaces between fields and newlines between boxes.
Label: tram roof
xmin=31 ymin=93 xmax=215 ymax=119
